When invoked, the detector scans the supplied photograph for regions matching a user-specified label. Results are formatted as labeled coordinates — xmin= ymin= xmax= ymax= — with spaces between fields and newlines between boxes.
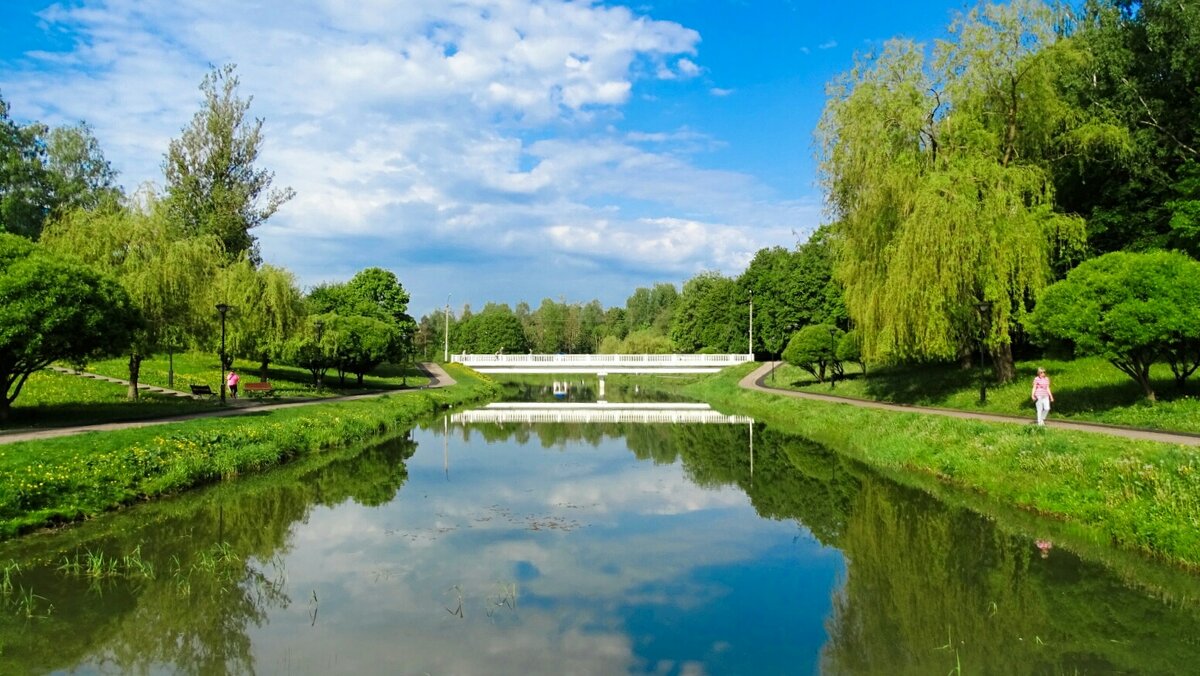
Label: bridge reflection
xmin=451 ymin=402 xmax=754 ymax=425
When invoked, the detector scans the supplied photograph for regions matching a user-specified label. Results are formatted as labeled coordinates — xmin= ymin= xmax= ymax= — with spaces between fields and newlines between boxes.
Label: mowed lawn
xmin=769 ymin=355 xmax=1200 ymax=435
xmin=1 ymin=369 xmax=215 ymax=431
xmin=82 ymin=352 xmax=429 ymax=399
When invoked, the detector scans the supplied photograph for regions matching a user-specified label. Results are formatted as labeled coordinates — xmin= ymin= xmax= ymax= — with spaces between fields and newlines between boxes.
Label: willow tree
xmin=41 ymin=201 xmax=224 ymax=398
xmin=818 ymin=0 xmax=1117 ymax=380
xmin=212 ymin=258 xmax=305 ymax=381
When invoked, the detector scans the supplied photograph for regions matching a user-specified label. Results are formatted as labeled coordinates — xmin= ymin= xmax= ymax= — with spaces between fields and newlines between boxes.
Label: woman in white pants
xmin=1030 ymin=367 xmax=1054 ymax=425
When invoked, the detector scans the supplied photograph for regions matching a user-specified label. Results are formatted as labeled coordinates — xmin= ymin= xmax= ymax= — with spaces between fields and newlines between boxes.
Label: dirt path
xmin=740 ymin=362 xmax=1200 ymax=447
xmin=0 ymin=363 xmax=456 ymax=446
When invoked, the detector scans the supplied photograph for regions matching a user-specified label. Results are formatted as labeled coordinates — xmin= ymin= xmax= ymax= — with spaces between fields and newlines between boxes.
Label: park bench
xmin=190 ymin=384 xmax=214 ymax=397
xmin=243 ymin=381 xmax=274 ymax=397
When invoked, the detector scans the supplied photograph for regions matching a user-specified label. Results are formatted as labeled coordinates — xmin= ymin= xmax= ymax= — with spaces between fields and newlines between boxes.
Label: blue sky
xmin=0 ymin=0 xmax=970 ymax=316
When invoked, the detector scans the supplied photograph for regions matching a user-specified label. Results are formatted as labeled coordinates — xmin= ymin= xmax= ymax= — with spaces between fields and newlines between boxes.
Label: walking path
xmin=740 ymin=362 xmax=1200 ymax=448
xmin=0 ymin=363 xmax=457 ymax=445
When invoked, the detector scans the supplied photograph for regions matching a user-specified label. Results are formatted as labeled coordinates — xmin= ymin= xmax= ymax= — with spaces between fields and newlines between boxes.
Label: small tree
xmin=783 ymin=324 xmax=845 ymax=383
xmin=0 ymin=234 xmax=140 ymax=418
xmin=1029 ymin=251 xmax=1200 ymax=401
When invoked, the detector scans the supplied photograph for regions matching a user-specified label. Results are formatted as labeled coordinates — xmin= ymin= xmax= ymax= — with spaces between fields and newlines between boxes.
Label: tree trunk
xmin=0 ymin=398 xmax=9 ymax=421
xmin=992 ymin=342 xmax=1016 ymax=384
xmin=127 ymin=352 xmax=142 ymax=400
xmin=260 ymin=355 xmax=270 ymax=382
xmin=357 ymin=373 xmax=364 ymax=386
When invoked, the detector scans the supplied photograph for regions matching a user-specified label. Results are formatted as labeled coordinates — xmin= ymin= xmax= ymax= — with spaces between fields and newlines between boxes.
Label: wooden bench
xmin=189 ymin=384 xmax=214 ymax=396
xmin=243 ymin=381 xmax=274 ymax=397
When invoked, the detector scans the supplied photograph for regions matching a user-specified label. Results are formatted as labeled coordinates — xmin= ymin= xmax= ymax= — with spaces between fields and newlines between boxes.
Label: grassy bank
xmin=0 ymin=364 xmax=497 ymax=538
xmin=686 ymin=364 xmax=1200 ymax=569
xmin=771 ymin=355 xmax=1200 ymax=434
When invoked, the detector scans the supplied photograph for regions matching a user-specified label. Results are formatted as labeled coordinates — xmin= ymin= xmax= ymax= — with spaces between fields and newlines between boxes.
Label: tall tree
xmin=164 ymin=64 xmax=294 ymax=262
xmin=819 ymin=0 xmax=1115 ymax=380
xmin=0 ymin=93 xmax=52 ymax=240
xmin=1057 ymin=0 xmax=1200 ymax=256
xmin=45 ymin=122 xmax=121 ymax=214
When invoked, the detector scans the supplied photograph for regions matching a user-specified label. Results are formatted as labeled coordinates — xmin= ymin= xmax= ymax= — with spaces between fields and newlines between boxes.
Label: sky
xmin=0 ymin=0 xmax=972 ymax=316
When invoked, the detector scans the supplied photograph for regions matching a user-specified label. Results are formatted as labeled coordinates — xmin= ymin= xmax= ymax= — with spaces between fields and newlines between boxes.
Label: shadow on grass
xmin=2 ymin=397 xmax=219 ymax=432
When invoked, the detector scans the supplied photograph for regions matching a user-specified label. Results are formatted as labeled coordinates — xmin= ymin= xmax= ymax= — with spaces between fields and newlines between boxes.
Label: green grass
xmin=768 ymin=355 xmax=1200 ymax=434
xmin=0 ymin=364 xmax=497 ymax=538
xmin=685 ymin=364 xmax=1200 ymax=568
xmin=81 ymin=351 xmax=430 ymax=399
xmin=2 ymin=370 xmax=216 ymax=432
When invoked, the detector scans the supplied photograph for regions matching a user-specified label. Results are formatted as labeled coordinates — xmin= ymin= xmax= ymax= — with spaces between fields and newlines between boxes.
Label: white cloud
xmin=2 ymin=0 xmax=818 ymax=312
xmin=819 ymin=39 xmax=838 ymax=49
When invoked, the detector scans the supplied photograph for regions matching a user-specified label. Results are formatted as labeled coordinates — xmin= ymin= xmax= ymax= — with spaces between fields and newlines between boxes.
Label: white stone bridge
xmin=452 ymin=353 xmax=754 ymax=375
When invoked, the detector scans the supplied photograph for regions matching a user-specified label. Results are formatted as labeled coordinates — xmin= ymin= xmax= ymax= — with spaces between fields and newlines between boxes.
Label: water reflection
xmin=1 ymin=410 xmax=1199 ymax=674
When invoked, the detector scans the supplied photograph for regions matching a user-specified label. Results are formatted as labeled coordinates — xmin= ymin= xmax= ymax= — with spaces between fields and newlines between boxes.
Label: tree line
xmin=0 ymin=65 xmax=416 ymax=419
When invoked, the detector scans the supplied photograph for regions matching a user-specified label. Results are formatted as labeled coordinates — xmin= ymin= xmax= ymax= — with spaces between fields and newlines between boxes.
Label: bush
xmin=783 ymin=324 xmax=844 ymax=383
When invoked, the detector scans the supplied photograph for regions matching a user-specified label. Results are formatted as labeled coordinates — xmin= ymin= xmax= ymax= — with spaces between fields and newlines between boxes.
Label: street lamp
xmin=314 ymin=319 xmax=325 ymax=392
xmin=444 ymin=293 xmax=451 ymax=362
xmin=215 ymin=303 xmax=230 ymax=404
xmin=748 ymin=291 xmax=754 ymax=357
xmin=828 ymin=326 xmax=838 ymax=390
xmin=975 ymin=301 xmax=993 ymax=404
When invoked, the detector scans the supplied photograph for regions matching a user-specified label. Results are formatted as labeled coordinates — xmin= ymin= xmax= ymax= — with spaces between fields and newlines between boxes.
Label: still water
xmin=2 ymin=404 xmax=1200 ymax=674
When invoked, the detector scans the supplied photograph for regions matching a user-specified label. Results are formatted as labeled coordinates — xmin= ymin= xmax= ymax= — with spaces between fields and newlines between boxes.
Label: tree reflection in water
xmin=0 ymin=431 xmax=416 ymax=675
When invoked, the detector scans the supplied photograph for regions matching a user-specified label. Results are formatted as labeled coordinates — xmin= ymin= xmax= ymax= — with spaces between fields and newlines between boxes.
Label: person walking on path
xmin=1031 ymin=367 xmax=1054 ymax=426
xmin=227 ymin=369 xmax=240 ymax=399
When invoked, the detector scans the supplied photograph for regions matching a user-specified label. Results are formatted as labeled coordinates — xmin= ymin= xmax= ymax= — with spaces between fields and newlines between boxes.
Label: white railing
xmin=453 ymin=353 xmax=754 ymax=373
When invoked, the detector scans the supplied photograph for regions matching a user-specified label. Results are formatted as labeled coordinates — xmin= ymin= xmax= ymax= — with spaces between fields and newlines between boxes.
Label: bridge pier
xmin=598 ymin=372 xmax=606 ymax=400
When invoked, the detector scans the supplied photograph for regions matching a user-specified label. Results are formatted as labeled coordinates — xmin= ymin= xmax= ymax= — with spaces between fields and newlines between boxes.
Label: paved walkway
xmin=0 ymin=363 xmax=457 ymax=445
xmin=740 ymin=362 xmax=1200 ymax=447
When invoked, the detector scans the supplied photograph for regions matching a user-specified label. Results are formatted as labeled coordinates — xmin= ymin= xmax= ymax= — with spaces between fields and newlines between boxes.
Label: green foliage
xmin=836 ymin=329 xmax=865 ymax=373
xmin=40 ymin=201 xmax=225 ymax=398
xmin=620 ymin=329 xmax=674 ymax=354
xmin=783 ymin=324 xmax=844 ymax=383
xmin=163 ymin=64 xmax=294 ymax=262
xmin=1058 ymin=0 xmax=1200 ymax=255
xmin=624 ymin=283 xmax=678 ymax=336
xmin=1029 ymin=251 xmax=1200 ymax=400
xmin=819 ymin=1 xmax=1106 ymax=374
xmin=669 ymin=272 xmax=744 ymax=353
xmin=324 ymin=313 xmax=398 ymax=386
xmin=457 ymin=303 xmax=529 ymax=354
xmin=212 ymin=258 xmax=305 ymax=379
xmin=0 ymin=235 xmax=140 ymax=418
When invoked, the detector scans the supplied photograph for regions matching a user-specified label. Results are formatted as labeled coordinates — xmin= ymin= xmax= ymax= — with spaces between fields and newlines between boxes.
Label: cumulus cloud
xmin=1 ymin=0 xmax=818 ymax=310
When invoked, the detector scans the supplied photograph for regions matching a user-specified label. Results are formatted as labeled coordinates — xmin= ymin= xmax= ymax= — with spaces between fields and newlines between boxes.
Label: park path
xmin=0 ymin=362 xmax=457 ymax=445
xmin=740 ymin=362 xmax=1200 ymax=448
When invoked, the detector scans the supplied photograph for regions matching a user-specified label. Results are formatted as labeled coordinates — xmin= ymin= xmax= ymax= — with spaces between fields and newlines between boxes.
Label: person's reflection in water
xmin=1036 ymin=539 xmax=1053 ymax=559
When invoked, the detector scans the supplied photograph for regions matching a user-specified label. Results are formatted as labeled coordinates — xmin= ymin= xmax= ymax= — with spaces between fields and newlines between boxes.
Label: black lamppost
xmin=828 ymin=326 xmax=838 ymax=390
xmin=314 ymin=319 xmax=325 ymax=392
xmin=976 ymin=301 xmax=993 ymax=404
xmin=216 ymin=303 xmax=230 ymax=404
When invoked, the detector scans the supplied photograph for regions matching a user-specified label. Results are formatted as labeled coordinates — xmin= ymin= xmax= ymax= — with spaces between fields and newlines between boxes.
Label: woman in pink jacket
xmin=1031 ymin=367 xmax=1053 ymax=426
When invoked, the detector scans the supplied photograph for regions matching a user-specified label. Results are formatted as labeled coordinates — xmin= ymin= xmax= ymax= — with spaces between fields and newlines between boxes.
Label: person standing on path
xmin=1031 ymin=367 xmax=1053 ymax=426
xmin=227 ymin=370 xmax=240 ymax=399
